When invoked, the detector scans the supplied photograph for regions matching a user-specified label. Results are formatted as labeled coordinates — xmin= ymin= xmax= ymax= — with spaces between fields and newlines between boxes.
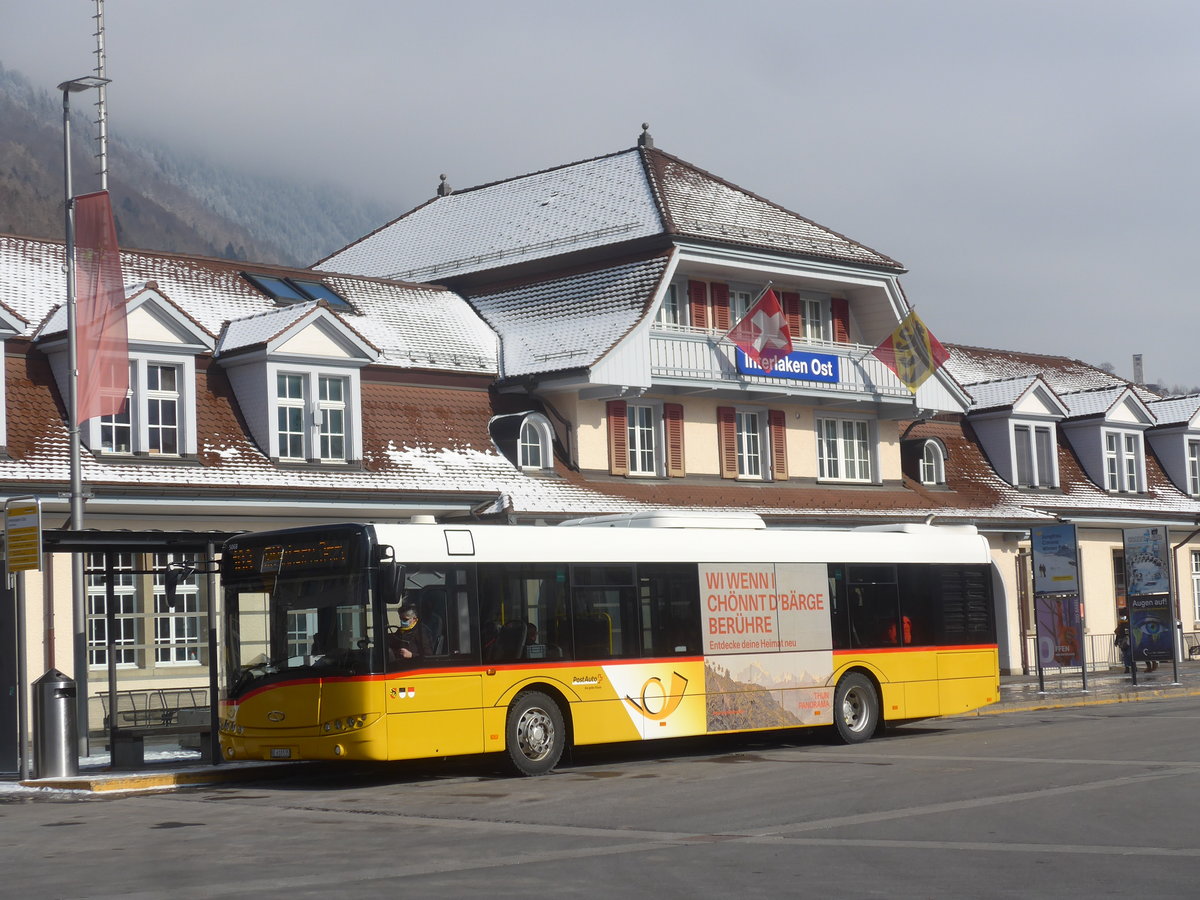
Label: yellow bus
xmin=219 ymin=512 xmax=1000 ymax=775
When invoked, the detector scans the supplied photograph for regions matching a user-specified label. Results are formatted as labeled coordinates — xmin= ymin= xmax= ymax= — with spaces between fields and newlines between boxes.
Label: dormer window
xmin=1104 ymin=430 xmax=1144 ymax=493
xmin=1013 ymin=423 xmax=1056 ymax=488
xmin=98 ymin=359 xmax=184 ymax=455
xmin=1188 ymin=440 xmax=1200 ymax=496
xmin=920 ymin=439 xmax=946 ymax=485
xmin=216 ymin=303 xmax=377 ymax=467
xmin=243 ymin=273 xmax=352 ymax=310
xmin=518 ymin=414 xmax=554 ymax=470
xmin=275 ymin=371 xmax=351 ymax=463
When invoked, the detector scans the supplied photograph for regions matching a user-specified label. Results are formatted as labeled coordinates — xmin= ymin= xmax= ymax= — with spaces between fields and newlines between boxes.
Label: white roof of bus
xmin=369 ymin=522 xmax=992 ymax=566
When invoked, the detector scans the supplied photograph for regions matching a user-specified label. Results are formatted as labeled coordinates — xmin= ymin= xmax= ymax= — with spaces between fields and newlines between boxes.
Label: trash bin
xmin=33 ymin=669 xmax=78 ymax=778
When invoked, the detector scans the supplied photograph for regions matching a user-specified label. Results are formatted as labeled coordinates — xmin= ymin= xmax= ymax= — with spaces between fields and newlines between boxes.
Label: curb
xmin=18 ymin=761 xmax=306 ymax=794
xmin=973 ymin=684 xmax=1200 ymax=716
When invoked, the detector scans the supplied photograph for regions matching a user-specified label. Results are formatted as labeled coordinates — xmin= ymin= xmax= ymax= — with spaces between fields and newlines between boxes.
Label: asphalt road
xmin=4 ymin=698 xmax=1200 ymax=898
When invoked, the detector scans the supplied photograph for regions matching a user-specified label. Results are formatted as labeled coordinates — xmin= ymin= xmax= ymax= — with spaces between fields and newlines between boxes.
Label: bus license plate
xmin=270 ymin=748 xmax=292 ymax=759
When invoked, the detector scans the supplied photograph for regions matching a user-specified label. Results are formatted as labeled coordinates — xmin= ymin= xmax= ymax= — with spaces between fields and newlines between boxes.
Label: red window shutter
xmin=831 ymin=297 xmax=849 ymax=343
xmin=664 ymin=403 xmax=685 ymax=477
xmin=768 ymin=409 xmax=788 ymax=481
xmin=711 ymin=282 xmax=731 ymax=332
xmin=717 ymin=406 xmax=738 ymax=479
xmin=607 ymin=400 xmax=628 ymax=476
xmin=688 ymin=281 xmax=709 ymax=330
xmin=781 ymin=292 xmax=802 ymax=340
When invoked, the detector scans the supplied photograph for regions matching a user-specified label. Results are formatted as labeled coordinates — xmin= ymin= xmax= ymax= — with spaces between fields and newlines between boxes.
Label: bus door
xmin=384 ymin=565 xmax=484 ymax=759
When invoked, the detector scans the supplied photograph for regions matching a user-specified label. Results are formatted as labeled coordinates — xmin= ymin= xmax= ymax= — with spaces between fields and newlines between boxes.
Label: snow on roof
xmin=318 ymin=150 xmax=663 ymax=282
xmin=1060 ymin=386 xmax=1135 ymax=419
xmin=644 ymin=149 xmax=902 ymax=269
xmin=466 ymin=253 xmax=670 ymax=377
xmin=0 ymin=234 xmax=497 ymax=374
xmin=317 ymin=145 xmax=903 ymax=284
xmin=1147 ymin=395 xmax=1200 ymax=427
xmin=963 ymin=376 xmax=1040 ymax=411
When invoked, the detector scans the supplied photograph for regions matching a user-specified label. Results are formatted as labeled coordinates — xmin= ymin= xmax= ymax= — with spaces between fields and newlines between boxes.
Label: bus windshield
xmin=222 ymin=531 xmax=376 ymax=697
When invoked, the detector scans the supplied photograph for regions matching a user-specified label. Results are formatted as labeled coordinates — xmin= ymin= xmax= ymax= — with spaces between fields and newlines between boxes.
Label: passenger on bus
xmin=391 ymin=604 xmax=433 ymax=660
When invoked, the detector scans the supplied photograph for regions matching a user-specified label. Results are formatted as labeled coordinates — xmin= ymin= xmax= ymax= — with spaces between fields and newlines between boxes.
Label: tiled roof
xmin=465 ymin=252 xmax=671 ymax=377
xmin=316 ymin=144 xmax=902 ymax=283
xmin=1060 ymin=387 xmax=1139 ymax=420
xmin=0 ymin=234 xmax=497 ymax=374
xmin=1148 ymin=395 xmax=1200 ymax=427
xmin=0 ymin=351 xmax=628 ymax=515
xmin=963 ymin=376 xmax=1041 ymax=411
xmin=643 ymin=149 xmax=901 ymax=269
xmin=946 ymin=343 xmax=1160 ymax=401
xmin=317 ymin=150 xmax=664 ymax=282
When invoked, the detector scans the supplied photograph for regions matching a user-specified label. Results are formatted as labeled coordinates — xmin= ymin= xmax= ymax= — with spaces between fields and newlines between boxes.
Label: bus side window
xmin=846 ymin=565 xmax=900 ymax=649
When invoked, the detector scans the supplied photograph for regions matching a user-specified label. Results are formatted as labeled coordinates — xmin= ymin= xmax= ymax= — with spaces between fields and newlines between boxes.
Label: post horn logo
xmin=623 ymin=671 xmax=688 ymax=721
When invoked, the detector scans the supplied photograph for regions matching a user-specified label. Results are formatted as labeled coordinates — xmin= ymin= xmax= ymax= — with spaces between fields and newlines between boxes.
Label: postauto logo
xmin=623 ymin=671 xmax=689 ymax=721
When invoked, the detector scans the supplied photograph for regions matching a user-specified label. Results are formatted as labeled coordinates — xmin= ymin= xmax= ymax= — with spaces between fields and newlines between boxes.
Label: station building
xmin=2 ymin=131 xmax=1199 ymax=759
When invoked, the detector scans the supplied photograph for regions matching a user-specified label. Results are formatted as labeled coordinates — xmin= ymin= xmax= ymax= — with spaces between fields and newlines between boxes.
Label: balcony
xmin=649 ymin=326 xmax=914 ymax=403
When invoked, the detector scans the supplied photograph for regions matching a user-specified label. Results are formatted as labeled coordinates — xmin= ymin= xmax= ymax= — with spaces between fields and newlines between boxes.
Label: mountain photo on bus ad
xmin=700 ymin=563 xmax=834 ymax=731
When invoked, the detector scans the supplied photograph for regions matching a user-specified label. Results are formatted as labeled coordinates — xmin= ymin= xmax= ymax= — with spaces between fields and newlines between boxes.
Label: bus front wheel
xmin=833 ymin=673 xmax=879 ymax=744
xmin=506 ymin=691 xmax=565 ymax=776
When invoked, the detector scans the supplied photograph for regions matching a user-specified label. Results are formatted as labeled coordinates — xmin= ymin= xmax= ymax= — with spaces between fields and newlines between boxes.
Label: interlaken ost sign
xmin=736 ymin=348 xmax=840 ymax=382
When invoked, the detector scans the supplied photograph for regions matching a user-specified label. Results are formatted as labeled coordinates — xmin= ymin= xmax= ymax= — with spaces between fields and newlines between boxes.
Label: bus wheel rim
xmin=842 ymin=687 xmax=868 ymax=732
xmin=517 ymin=707 xmax=553 ymax=760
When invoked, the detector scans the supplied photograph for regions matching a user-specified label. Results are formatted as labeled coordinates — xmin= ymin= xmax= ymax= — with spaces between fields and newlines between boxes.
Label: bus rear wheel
xmin=506 ymin=691 xmax=565 ymax=776
xmin=833 ymin=673 xmax=879 ymax=744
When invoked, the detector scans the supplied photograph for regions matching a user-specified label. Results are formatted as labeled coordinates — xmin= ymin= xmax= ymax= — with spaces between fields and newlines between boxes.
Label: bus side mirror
xmin=380 ymin=561 xmax=406 ymax=605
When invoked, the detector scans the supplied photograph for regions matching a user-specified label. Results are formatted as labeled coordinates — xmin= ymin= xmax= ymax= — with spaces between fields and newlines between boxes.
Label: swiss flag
xmin=728 ymin=288 xmax=793 ymax=373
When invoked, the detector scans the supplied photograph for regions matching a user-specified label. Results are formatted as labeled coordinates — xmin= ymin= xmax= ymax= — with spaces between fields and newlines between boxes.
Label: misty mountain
xmin=0 ymin=63 xmax=392 ymax=267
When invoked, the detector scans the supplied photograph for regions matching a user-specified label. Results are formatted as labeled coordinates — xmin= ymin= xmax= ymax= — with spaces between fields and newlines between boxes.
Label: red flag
xmin=74 ymin=190 xmax=129 ymax=424
xmin=727 ymin=288 xmax=793 ymax=373
xmin=871 ymin=309 xmax=949 ymax=392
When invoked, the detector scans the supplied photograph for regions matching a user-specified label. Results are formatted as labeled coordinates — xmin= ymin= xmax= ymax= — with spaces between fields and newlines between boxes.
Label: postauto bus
xmin=219 ymin=512 xmax=1000 ymax=775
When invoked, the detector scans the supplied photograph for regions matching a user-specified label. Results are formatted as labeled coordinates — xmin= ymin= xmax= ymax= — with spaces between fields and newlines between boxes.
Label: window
xmin=519 ymin=421 xmax=543 ymax=469
xmin=153 ymin=552 xmax=202 ymax=665
xmin=87 ymin=551 xmax=209 ymax=671
xmin=243 ymin=272 xmax=352 ymax=310
xmin=95 ymin=359 xmax=190 ymax=457
xmin=277 ymin=373 xmax=306 ymax=460
xmin=655 ymin=283 xmax=685 ymax=326
xmin=1113 ymin=550 xmax=1127 ymax=613
xmin=920 ymin=440 xmax=946 ymax=485
xmin=1192 ymin=551 xmax=1200 ymax=622
xmin=274 ymin=371 xmax=353 ymax=462
xmin=87 ymin=552 xmax=138 ymax=668
xmin=736 ymin=410 xmax=763 ymax=479
xmin=627 ymin=404 xmax=659 ymax=475
xmin=517 ymin=414 xmax=554 ymax=470
xmin=798 ymin=296 xmax=825 ymax=341
xmin=146 ymin=364 xmax=179 ymax=455
xmin=318 ymin=375 xmax=346 ymax=461
xmin=1104 ymin=430 xmax=1143 ymax=492
xmin=1189 ymin=441 xmax=1200 ymax=497
xmin=730 ymin=288 xmax=753 ymax=324
xmin=1014 ymin=423 xmax=1055 ymax=487
xmin=817 ymin=417 xmax=872 ymax=482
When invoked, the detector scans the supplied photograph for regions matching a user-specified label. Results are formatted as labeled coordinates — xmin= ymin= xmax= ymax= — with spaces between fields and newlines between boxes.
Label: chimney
xmin=1132 ymin=354 xmax=1144 ymax=385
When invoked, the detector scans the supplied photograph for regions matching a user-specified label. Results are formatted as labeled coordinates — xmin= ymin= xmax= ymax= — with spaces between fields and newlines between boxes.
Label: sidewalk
xmin=984 ymin=658 xmax=1200 ymax=715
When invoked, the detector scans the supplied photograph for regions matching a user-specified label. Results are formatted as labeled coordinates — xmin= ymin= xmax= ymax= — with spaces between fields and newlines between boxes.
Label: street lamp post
xmin=59 ymin=75 xmax=110 ymax=757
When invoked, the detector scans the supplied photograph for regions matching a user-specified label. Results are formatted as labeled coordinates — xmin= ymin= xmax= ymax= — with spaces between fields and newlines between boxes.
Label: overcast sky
xmin=3 ymin=1 xmax=1199 ymax=389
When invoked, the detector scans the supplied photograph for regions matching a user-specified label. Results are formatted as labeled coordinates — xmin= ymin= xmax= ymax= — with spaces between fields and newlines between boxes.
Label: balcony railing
xmin=649 ymin=326 xmax=913 ymax=399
